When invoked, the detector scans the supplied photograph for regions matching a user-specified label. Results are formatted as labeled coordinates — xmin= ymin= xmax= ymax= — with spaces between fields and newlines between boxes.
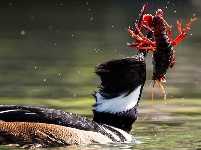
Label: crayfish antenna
xmin=142 ymin=80 xmax=155 ymax=121
xmin=156 ymin=80 xmax=167 ymax=105
xmin=141 ymin=79 xmax=167 ymax=121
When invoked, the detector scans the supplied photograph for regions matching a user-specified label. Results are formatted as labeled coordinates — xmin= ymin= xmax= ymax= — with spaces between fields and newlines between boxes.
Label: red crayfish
xmin=127 ymin=3 xmax=197 ymax=103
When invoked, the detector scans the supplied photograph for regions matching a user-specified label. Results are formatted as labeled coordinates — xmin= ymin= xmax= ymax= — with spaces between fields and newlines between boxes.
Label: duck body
xmin=0 ymin=53 xmax=146 ymax=148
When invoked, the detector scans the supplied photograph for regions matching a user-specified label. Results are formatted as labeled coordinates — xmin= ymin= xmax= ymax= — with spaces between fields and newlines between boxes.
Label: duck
xmin=0 ymin=51 xmax=147 ymax=149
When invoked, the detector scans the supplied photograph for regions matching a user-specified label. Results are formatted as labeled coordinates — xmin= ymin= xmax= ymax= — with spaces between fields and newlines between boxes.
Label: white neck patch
xmin=93 ymin=85 xmax=142 ymax=114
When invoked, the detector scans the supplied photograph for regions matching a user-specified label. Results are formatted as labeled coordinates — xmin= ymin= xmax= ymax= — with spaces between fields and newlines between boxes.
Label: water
xmin=0 ymin=98 xmax=200 ymax=149
xmin=0 ymin=0 xmax=200 ymax=149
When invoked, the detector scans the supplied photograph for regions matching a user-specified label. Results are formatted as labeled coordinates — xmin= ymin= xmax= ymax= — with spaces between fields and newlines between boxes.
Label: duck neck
xmin=93 ymin=85 xmax=144 ymax=133
xmin=92 ymin=56 xmax=146 ymax=133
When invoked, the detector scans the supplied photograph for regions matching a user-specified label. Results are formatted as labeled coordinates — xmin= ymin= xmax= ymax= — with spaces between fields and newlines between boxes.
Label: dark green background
xmin=0 ymin=0 xmax=200 ymax=99
xmin=0 ymin=1 xmax=201 ymax=149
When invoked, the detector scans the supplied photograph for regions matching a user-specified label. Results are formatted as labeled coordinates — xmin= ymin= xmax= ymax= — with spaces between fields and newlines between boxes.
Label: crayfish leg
xmin=172 ymin=18 xmax=197 ymax=46
xmin=177 ymin=20 xmax=183 ymax=34
xmin=135 ymin=23 xmax=146 ymax=39
xmin=137 ymin=45 xmax=155 ymax=51
xmin=127 ymin=28 xmax=156 ymax=48
xmin=135 ymin=3 xmax=148 ymax=35
xmin=127 ymin=42 xmax=139 ymax=47
xmin=142 ymin=24 xmax=152 ymax=32
xmin=162 ymin=18 xmax=173 ymax=41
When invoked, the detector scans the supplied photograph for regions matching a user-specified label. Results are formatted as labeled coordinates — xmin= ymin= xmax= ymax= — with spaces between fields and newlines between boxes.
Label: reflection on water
xmin=133 ymin=122 xmax=201 ymax=149
xmin=0 ymin=0 xmax=200 ymax=149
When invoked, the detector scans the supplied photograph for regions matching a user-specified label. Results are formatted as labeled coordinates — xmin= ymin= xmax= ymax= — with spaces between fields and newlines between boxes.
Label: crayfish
xmin=127 ymin=3 xmax=197 ymax=104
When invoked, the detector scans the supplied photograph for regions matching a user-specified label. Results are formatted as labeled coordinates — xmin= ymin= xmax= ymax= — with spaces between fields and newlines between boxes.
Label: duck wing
xmin=0 ymin=105 xmax=98 ymax=131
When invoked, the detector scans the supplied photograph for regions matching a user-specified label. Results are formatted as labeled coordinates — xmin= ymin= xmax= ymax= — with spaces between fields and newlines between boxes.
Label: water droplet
xmin=174 ymin=10 xmax=177 ymax=13
xmin=90 ymin=17 xmax=93 ymax=21
xmin=193 ymin=14 xmax=196 ymax=16
xmin=72 ymin=34 xmax=74 ymax=37
xmin=44 ymin=79 xmax=46 ymax=82
xmin=34 ymin=66 xmax=37 ymax=69
xmin=21 ymin=30 xmax=25 ymax=35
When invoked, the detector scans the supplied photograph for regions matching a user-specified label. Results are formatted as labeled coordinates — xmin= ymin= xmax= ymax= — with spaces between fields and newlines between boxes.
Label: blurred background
xmin=0 ymin=0 xmax=200 ymax=111
xmin=0 ymin=0 xmax=201 ymax=149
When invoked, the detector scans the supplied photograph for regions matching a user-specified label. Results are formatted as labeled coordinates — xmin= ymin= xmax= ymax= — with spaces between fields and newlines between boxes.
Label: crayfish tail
xmin=160 ymin=77 xmax=166 ymax=82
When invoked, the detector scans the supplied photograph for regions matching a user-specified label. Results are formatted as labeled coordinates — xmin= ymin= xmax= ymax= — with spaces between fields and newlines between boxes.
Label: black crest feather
xmin=95 ymin=54 xmax=146 ymax=99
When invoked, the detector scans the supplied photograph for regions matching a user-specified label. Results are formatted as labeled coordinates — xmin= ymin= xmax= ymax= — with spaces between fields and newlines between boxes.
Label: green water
xmin=0 ymin=0 xmax=201 ymax=149
xmin=1 ymin=98 xmax=201 ymax=149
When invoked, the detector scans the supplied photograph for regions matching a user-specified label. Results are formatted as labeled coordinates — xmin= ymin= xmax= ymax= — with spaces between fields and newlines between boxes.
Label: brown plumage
xmin=0 ymin=120 xmax=112 ymax=148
